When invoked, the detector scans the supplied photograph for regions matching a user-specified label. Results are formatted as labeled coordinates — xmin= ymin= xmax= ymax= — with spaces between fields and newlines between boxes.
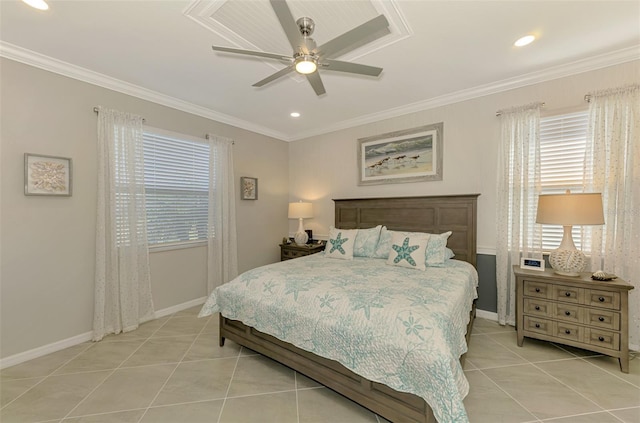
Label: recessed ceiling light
xmin=21 ymin=0 xmax=49 ymax=10
xmin=290 ymin=112 xmax=301 ymax=118
xmin=514 ymin=35 xmax=535 ymax=47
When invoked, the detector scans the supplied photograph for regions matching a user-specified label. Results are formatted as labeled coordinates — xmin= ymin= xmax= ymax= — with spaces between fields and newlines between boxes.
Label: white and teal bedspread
xmin=199 ymin=253 xmax=478 ymax=423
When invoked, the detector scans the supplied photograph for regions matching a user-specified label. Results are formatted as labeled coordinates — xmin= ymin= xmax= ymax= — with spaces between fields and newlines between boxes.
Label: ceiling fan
xmin=211 ymin=0 xmax=390 ymax=96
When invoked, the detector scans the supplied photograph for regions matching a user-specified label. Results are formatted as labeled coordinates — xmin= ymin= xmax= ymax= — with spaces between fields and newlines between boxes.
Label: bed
xmin=199 ymin=195 xmax=479 ymax=423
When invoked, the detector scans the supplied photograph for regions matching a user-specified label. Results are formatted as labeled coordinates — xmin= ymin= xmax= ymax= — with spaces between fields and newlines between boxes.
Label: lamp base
xmin=294 ymin=231 xmax=309 ymax=245
xmin=549 ymin=248 xmax=586 ymax=277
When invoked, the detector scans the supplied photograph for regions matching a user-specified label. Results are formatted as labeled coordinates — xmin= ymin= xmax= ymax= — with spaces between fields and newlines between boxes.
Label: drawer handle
xmin=598 ymin=336 xmax=605 ymax=342
xmin=565 ymin=292 xmax=572 ymax=297
xmin=598 ymin=297 xmax=605 ymax=302
xmin=598 ymin=316 xmax=605 ymax=322
xmin=535 ymin=323 xmax=540 ymax=328
xmin=535 ymin=288 xmax=541 ymax=293
xmin=535 ymin=306 xmax=540 ymax=311
xmin=565 ymin=329 xmax=571 ymax=334
xmin=565 ymin=311 xmax=571 ymax=316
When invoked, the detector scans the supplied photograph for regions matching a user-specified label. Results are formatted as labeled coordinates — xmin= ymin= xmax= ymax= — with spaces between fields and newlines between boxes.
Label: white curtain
xmin=207 ymin=134 xmax=238 ymax=293
xmin=93 ymin=107 xmax=154 ymax=341
xmin=583 ymin=84 xmax=640 ymax=347
xmin=496 ymin=103 xmax=544 ymax=326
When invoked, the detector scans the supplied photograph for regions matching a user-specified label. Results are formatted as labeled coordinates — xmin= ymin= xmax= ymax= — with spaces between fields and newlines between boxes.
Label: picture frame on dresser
xmin=514 ymin=265 xmax=634 ymax=373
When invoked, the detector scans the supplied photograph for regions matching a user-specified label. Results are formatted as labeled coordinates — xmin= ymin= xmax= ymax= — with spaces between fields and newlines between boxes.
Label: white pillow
xmin=373 ymin=226 xmax=393 ymax=258
xmin=324 ymin=227 xmax=357 ymax=260
xmin=386 ymin=232 xmax=429 ymax=271
xmin=353 ymin=225 xmax=382 ymax=257
xmin=425 ymin=231 xmax=452 ymax=267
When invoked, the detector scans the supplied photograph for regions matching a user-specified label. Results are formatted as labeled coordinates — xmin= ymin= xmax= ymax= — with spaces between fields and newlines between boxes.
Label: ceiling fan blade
xmin=315 ymin=14 xmax=390 ymax=58
xmin=270 ymin=0 xmax=306 ymax=53
xmin=252 ymin=65 xmax=295 ymax=87
xmin=212 ymin=46 xmax=291 ymax=62
xmin=322 ymin=59 xmax=382 ymax=77
xmin=306 ymin=72 xmax=326 ymax=96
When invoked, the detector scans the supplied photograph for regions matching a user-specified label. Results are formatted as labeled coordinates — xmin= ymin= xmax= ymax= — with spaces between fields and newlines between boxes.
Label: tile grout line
xmin=216 ymin=329 xmax=243 ymax=423
xmin=58 ymin=315 xmax=173 ymax=421
xmin=135 ymin=314 xmax=213 ymax=423
xmin=575 ymin=352 xmax=640 ymax=389
xmin=0 ymin=341 xmax=95 ymax=411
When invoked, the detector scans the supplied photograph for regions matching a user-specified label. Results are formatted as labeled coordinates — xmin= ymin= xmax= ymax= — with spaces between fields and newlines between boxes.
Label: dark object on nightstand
xmin=280 ymin=242 xmax=325 ymax=261
xmin=514 ymin=265 xmax=634 ymax=373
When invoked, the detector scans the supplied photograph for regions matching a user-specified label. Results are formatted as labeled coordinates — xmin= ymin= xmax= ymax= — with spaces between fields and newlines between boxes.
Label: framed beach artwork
xmin=24 ymin=153 xmax=72 ymax=196
xmin=241 ymin=176 xmax=258 ymax=200
xmin=357 ymin=122 xmax=443 ymax=185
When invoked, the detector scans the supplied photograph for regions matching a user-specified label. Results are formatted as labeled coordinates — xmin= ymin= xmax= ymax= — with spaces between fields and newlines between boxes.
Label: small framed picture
xmin=24 ymin=153 xmax=72 ymax=196
xmin=520 ymin=257 xmax=545 ymax=271
xmin=240 ymin=177 xmax=258 ymax=200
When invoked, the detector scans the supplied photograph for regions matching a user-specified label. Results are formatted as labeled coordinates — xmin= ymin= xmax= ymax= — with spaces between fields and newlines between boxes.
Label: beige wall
xmin=0 ymin=58 xmax=289 ymax=358
xmin=288 ymin=60 xmax=640 ymax=252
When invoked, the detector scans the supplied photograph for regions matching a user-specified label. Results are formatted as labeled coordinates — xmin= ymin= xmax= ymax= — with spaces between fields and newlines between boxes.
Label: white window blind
xmin=142 ymin=131 xmax=209 ymax=247
xmin=539 ymin=110 xmax=589 ymax=251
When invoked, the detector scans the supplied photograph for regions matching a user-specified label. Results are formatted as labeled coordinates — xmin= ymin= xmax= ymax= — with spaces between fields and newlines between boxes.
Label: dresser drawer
xmin=586 ymin=328 xmax=620 ymax=350
xmin=586 ymin=289 xmax=620 ymax=310
xmin=552 ymin=303 xmax=581 ymax=324
xmin=554 ymin=321 xmax=583 ymax=343
xmin=523 ymin=298 xmax=551 ymax=317
xmin=523 ymin=281 xmax=550 ymax=299
xmin=523 ymin=316 xmax=552 ymax=335
xmin=585 ymin=309 xmax=620 ymax=330
xmin=552 ymin=285 xmax=583 ymax=304
xmin=281 ymin=249 xmax=306 ymax=260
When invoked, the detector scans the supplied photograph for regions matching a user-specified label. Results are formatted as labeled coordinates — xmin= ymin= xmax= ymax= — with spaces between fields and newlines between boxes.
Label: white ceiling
xmin=1 ymin=0 xmax=639 ymax=141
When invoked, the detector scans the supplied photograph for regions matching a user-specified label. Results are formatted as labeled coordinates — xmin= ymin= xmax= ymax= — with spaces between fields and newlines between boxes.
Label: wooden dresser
xmin=280 ymin=242 xmax=325 ymax=261
xmin=514 ymin=265 xmax=634 ymax=373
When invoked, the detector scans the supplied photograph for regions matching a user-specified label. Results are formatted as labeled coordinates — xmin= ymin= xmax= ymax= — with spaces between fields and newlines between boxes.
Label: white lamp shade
xmin=536 ymin=193 xmax=604 ymax=226
xmin=288 ymin=202 xmax=313 ymax=219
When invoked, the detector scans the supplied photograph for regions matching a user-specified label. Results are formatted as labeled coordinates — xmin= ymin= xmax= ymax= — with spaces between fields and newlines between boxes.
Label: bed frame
xmin=219 ymin=195 xmax=479 ymax=423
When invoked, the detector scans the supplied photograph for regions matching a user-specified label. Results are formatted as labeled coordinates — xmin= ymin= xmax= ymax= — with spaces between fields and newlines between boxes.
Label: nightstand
xmin=280 ymin=242 xmax=325 ymax=261
xmin=514 ymin=265 xmax=634 ymax=373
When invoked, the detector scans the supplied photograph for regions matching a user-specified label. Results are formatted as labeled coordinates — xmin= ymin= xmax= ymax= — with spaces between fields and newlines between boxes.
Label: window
xmin=142 ymin=130 xmax=209 ymax=247
xmin=539 ymin=110 xmax=589 ymax=251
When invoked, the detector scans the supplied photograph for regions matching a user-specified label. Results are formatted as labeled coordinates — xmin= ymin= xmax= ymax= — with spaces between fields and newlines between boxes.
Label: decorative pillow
xmin=373 ymin=226 xmax=394 ymax=258
xmin=386 ymin=232 xmax=429 ymax=271
xmin=425 ymin=231 xmax=453 ymax=267
xmin=445 ymin=247 xmax=455 ymax=260
xmin=353 ymin=225 xmax=382 ymax=257
xmin=324 ymin=227 xmax=357 ymax=260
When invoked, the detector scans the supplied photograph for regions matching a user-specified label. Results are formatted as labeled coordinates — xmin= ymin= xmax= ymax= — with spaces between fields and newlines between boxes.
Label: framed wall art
xmin=357 ymin=122 xmax=443 ymax=185
xmin=24 ymin=153 xmax=72 ymax=196
xmin=241 ymin=176 xmax=258 ymax=200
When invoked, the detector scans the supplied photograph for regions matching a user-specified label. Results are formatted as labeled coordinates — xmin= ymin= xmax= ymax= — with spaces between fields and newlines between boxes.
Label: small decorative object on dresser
xmin=514 ymin=265 xmax=634 ymax=373
xmin=280 ymin=242 xmax=325 ymax=261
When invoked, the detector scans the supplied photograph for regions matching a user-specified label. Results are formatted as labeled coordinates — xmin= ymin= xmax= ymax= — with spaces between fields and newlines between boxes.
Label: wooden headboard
xmin=334 ymin=195 xmax=479 ymax=267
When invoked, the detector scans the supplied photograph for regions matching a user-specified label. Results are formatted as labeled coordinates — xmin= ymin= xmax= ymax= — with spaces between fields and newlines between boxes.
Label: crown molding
xmin=288 ymin=46 xmax=640 ymax=141
xmin=2 ymin=41 xmax=637 ymax=143
xmin=0 ymin=41 xmax=289 ymax=141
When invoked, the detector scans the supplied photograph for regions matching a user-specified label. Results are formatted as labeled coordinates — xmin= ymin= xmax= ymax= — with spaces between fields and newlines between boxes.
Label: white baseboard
xmin=0 ymin=297 xmax=208 ymax=370
xmin=476 ymin=309 xmax=498 ymax=321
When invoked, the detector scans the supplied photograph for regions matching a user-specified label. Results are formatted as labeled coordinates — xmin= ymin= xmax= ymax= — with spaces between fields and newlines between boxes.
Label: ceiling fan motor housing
xmin=296 ymin=17 xmax=315 ymax=36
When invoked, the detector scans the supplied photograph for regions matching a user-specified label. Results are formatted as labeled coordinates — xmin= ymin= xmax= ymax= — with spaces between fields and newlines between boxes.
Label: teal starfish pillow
xmin=386 ymin=232 xmax=429 ymax=270
xmin=324 ymin=227 xmax=357 ymax=260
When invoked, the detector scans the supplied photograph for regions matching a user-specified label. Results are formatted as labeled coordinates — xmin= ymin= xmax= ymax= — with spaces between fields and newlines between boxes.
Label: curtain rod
xmin=93 ymin=107 xmax=146 ymax=123
xmin=206 ymin=134 xmax=235 ymax=145
xmin=495 ymin=102 xmax=545 ymax=117
xmin=584 ymin=95 xmax=592 ymax=103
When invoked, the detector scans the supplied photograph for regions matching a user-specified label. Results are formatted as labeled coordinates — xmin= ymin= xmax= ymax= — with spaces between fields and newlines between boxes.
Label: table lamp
xmin=535 ymin=190 xmax=604 ymax=276
xmin=288 ymin=201 xmax=313 ymax=245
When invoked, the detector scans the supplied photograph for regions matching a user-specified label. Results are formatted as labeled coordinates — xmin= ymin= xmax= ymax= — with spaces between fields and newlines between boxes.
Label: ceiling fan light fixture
xmin=294 ymin=55 xmax=317 ymax=74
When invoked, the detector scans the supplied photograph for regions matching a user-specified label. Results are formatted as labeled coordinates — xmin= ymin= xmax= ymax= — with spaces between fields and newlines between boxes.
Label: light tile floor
xmin=1 ymin=308 xmax=638 ymax=423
